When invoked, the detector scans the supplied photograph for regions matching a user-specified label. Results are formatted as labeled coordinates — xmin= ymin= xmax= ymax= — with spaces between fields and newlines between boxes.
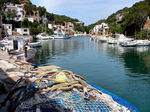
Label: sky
xmin=31 ymin=0 xmax=142 ymax=25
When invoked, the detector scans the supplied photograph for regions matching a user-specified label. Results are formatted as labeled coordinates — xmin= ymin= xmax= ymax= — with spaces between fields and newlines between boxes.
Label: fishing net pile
xmin=0 ymin=63 xmax=131 ymax=112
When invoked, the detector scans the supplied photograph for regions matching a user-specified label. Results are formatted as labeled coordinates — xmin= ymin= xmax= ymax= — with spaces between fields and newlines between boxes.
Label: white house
xmin=5 ymin=3 xmax=25 ymax=21
xmin=15 ymin=28 xmax=30 ymax=36
xmin=48 ymin=23 xmax=53 ymax=29
xmin=3 ymin=24 xmax=12 ymax=36
xmin=64 ymin=22 xmax=75 ymax=35
xmin=92 ymin=23 xmax=109 ymax=36
xmin=27 ymin=10 xmax=40 ymax=23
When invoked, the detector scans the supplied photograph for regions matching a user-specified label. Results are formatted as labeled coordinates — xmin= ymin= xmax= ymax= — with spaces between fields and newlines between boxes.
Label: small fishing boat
xmin=28 ymin=41 xmax=42 ymax=48
xmin=52 ymin=34 xmax=71 ymax=39
xmin=37 ymin=33 xmax=54 ymax=40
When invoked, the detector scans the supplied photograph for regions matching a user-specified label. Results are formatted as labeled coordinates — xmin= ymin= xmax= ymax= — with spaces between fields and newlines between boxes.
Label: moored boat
xmin=28 ymin=41 xmax=42 ymax=48
xmin=136 ymin=40 xmax=150 ymax=46
xmin=113 ymin=34 xmax=134 ymax=44
xmin=107 ymin=37 xmax=118 ymax=44
xmin=120 ymin=40 xmax=137 ymax=47
xmin=37 ymin=33 xmax=54 ymax=40
xmin=52 ymin=30 xmax=71 ymax=39
xmin=98 ymin=36 xmax=108 ymax=42
xmin=52 ymin=34 xmax=71 ymax=39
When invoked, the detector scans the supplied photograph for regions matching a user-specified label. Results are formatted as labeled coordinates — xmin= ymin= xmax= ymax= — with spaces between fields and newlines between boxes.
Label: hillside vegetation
xmin=0 ymin=0 xmax=86 ymax=35
xmin=88 ymin=0 xmax=150 ymax=39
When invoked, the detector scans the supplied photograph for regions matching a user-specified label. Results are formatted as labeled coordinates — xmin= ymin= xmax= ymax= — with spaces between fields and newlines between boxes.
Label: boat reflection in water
xmin=95 ymin=42 xmax=150 ymax=75
xmin=34 ymin=39 xmax=81 ymax=64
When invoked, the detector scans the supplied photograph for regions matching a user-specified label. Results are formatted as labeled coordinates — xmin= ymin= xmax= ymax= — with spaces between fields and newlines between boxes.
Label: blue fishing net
xmin=16 ymin=90 xmax=111 ymax=112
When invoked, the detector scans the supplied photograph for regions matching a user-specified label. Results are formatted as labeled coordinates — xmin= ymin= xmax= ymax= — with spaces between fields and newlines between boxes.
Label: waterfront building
xmin=48 ymin=23 xmax=53 ymax=29
xmin=2 ymin=24 xmax=12 ymax=36
xmin=11 ymin=28 xmax=32 ymax=51
xmin=13 ymin=28 xmax=32 ymax=42
xmin=64 ymin=22 xmax=75 ymax=35
xmin=15 ymin=28 xmax=30 ymax=36
xmin=91 ymin=23 xmax=110 ymax=36
xmin=27 ymin=11 xmax=40 ymax=23
xmin=52 ymin=22 xmax=75 ymax=35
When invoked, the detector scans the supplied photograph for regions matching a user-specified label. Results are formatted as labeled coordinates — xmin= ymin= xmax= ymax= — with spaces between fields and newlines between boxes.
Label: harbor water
xmin=34 ymin=37 xmax=150 ymax=112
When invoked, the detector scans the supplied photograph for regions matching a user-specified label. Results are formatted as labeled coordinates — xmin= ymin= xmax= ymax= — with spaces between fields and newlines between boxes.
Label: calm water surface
xmin=34 ymin=37 xmax=150 ymax=112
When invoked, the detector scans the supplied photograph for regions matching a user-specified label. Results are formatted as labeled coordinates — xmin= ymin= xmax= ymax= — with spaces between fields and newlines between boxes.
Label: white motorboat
xmin=37 ymin=33 xmax=54 ymax=40
xmin=114 ymin=34 xmax=134 ymax=44
xmin=120 ymin=40 xmax=137 ymax=47
xmin=136 ymin=40 xmax=150 ymax=46
xmin=98 ymin=36 xmax=108 ymax=42
xmin=52 ymin=34 xmax=71 ymax=39
xmin=120 ymin=39 xmax=150 ymax=47
xmin=107 ymin=37 xmax=118 ymax=44
xmin=52 ymin=30 xmax=71 ymax=39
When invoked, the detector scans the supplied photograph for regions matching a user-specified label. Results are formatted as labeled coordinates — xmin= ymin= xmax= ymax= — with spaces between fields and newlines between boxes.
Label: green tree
xmin=136 ymin=30 xmax=150 ymax=39
xmin=5 ymin=9 xmax=16 ymax=21
xmin=24 ymin=3 xmax=32 ymax=15
xmin=0 ymin=0 xmax=5 ymax=10
xmin=22 ymin=18 xmax=29 ymax=27
xmin=46 ymin=13 xmax=54 ymax=22
xmin=12 ymin=0 xmax=20 ymax=4
xmin=38 ymin=6 xmax=46 ymax=16
xmin=46 ymin=28 xmax=53 ymax=35
xmin=74 ymin=24 xmax=85 ymax=32
xmin=145 ymin=0 xmax=150 ymax=5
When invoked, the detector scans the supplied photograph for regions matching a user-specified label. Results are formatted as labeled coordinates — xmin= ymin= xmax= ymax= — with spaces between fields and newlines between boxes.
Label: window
xmin=23 ymin=34 xmax=27 ymax=36
xmin=18 ymin=15 xmax=21 ymax=17
xmin=24 ymin=29 xmax=27 ymax=32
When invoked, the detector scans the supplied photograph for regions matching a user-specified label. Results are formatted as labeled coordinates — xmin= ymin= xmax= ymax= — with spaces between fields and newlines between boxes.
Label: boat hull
xmin=28 ymin=42 xmax=42 ymax=48
xmin=91 ymin=84 xmax=139 ymax=112
xmin=53 ymin=35 xmax=71 ymax=39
